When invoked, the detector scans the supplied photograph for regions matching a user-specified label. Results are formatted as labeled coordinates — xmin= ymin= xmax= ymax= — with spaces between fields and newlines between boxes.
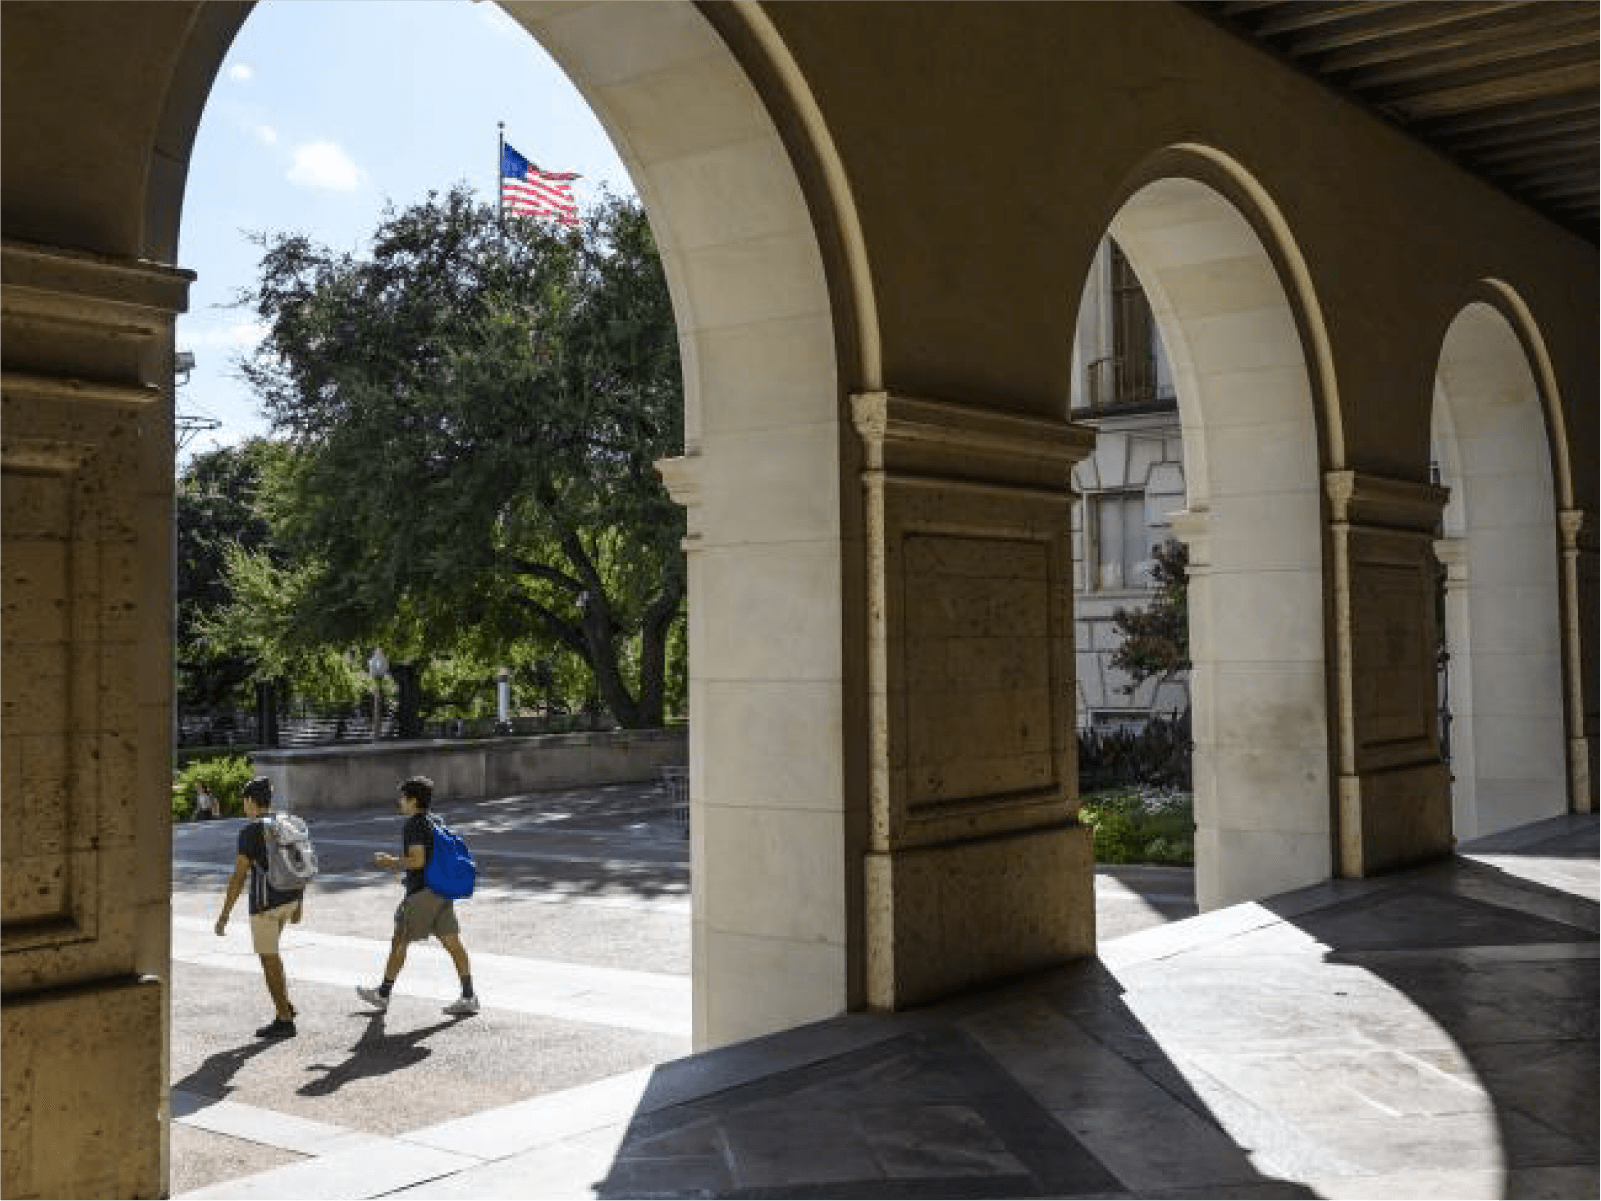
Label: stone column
xmin=1558 ymin=508 xmax=1596 ymax=813
xmin=2 ymin=238 xmax=189 ymax=1198
xmin=1325 ymin=470 xmax=1453 ymax=876
xmin=851 ymin=392 xmax=1097 ymax=1009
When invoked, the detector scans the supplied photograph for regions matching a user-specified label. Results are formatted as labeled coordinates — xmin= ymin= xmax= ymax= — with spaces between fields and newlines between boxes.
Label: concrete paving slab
xmin=179 ymin=1139 xmax=484 ymax=1200
xmin=172 ymin=916 xmax=690 ymax=1035
xmin=172 ymin=1091 xmax=384 ymax=1156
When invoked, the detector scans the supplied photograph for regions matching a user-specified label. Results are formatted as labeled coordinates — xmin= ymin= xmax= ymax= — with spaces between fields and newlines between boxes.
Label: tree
xmin=231 ymin=187 xmax=685 ymax=728
xmin=1108 ymin=538 xmax=1190 ymax=705
xmin=176 ymin=440 xmax=278 ymax=709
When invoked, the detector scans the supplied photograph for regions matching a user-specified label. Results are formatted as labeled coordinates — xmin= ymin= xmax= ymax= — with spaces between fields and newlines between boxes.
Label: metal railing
xmin=1079 ymin=354 xmax=1173 ymax=415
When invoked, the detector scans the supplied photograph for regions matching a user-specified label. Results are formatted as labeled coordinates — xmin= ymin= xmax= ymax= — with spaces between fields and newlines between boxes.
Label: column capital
xmin=1324 ymin=469 xmax=1449 ymax=533
xmin=654 ymin=449 xmax=703 ymax=546
xmin=3 ymin=238 xmax=193 ymax=389
xmin=1432 ymin=535 xmax=1469 ymax=583
xmin=850 ymin=391 xmax=1096 ymax=489
xmin=1557 ymin=507 xmax=1589 ymax=552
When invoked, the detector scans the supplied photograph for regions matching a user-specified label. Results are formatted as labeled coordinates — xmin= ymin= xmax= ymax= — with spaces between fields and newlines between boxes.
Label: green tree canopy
xmin=176 ymin=439 xmax=279 ymax=708
xmin=231 ymin=187 xmax=685 ymax=727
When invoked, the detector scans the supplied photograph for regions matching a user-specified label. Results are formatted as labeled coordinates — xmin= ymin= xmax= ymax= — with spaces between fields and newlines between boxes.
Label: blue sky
xmin=176 ymin=0 xmax=634 ymax=461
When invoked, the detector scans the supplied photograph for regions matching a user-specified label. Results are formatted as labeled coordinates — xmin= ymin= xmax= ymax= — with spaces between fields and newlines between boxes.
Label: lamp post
xmin=495 ymin=667 xmax=512 ymax=736
xmin=366 ymin=648 xmax=389 ymax=742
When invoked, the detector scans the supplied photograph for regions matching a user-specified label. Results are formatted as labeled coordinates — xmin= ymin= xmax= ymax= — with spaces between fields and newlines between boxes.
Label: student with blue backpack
xmin=357 ymin=775 xmax=480 ymax=1016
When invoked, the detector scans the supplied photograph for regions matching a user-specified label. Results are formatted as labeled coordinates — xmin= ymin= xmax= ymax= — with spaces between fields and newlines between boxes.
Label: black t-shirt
xmin=237 ymin=818 xmax=303 ymax=914
xmin=402 ymin=811 xmax=435 ymax=895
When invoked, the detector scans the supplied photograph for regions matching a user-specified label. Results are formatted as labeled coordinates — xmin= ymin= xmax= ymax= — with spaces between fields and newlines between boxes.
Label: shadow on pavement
xmin=586 ymin=958 xmax=1315 ymax=1199
xmin=171 ymin=1040 xmax=281 ymax=1112
xmin=297 ymin=1011 xmax=465 ymax=1097
xmin=1272 ymin=831 xmax=1599 ymax=1197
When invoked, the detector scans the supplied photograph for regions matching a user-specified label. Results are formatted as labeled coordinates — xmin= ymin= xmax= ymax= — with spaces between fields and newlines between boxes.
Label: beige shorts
xmin=395 ymin=890 xmax=459 ymax=943
xmin=249 ymin=901 xmax=298 ymax=954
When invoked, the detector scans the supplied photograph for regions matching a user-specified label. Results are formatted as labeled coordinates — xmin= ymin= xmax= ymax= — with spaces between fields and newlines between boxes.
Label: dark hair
xmin=241 ymin=776 xmax=273 ymax=807
xmin=399 ymin=775 xmax=433 ymax=809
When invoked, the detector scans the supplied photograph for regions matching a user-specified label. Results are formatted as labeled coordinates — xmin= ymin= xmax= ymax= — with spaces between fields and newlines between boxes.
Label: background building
xmin=1071 ymin=239 xmax=1189 ymax=731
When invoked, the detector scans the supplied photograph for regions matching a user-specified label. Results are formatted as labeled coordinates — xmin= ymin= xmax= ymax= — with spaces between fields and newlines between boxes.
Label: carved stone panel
xmin=853 ymin=392 xmax=1097 ymax=1009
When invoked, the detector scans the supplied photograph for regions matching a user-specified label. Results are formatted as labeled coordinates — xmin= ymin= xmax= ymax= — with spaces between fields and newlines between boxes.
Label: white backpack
xmin=262 ymin=813 xmax=318 ymax=891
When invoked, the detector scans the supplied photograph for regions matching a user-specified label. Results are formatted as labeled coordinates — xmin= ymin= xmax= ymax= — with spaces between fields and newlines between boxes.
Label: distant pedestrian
xmin=215 ymin=776 xmax=302 ymax=1039
xmin=357 ymin=775 xmax=480 ymax=1015
xmin=194 ymin=783 xmax=219 ymax=821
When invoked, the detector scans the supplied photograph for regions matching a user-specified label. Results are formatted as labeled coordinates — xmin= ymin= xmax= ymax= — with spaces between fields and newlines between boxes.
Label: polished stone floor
xmin=183 ymin=814 xmax=1597 ymax=1199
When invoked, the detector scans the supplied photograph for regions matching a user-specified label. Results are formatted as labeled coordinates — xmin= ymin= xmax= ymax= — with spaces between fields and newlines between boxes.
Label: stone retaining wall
xmin=250 ymin=728 xmax=688 ymax=813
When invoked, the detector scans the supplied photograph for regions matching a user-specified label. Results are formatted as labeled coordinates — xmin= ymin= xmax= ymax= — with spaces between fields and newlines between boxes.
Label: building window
xmin=1091 ymin=491 xmax=1151 ymax=592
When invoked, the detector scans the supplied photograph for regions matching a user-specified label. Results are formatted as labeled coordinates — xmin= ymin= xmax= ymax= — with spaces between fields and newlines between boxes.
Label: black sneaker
xmin=255 ymin=1017 xmax=297 ymax=1039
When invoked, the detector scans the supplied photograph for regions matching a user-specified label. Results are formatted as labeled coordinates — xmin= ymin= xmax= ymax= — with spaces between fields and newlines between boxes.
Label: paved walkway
xmin=173 ymin=798 xmax=1595 ymax=1199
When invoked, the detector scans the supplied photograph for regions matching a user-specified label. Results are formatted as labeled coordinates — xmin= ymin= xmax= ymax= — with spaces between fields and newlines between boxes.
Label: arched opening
xmin=151 ymin=0 xmax=860 ymax=1077
xmin=1431 ymin=299 xmax=1568 ymax=839
xmin=1084 ymin=167 xmax=1332 ymax=911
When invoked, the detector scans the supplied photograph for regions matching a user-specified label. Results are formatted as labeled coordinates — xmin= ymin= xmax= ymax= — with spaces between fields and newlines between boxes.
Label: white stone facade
xmin=1069 ymin=239 xmax=1190 ymax=730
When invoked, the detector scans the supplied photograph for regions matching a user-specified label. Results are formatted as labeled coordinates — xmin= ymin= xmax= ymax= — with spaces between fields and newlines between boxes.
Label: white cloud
xmin=228 ymin=62 xmax=254 ymax=82
xmin=286 ymin=140 xmax=361 ymax=191
xmin=179 ymin=319 xmax=269 ymax=350
xmin=252 ymin=123 xmax=279 ymax=147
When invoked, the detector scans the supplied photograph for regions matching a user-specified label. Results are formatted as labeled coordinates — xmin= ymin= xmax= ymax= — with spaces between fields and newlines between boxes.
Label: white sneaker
xmin=355 ymin=984 xmax=389 ymax=1011
xmin=443 ymin=994 xmax=480 ymax=1016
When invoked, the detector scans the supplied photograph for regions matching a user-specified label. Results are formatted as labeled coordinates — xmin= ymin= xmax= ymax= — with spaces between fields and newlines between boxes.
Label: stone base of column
xmin=0 ymin=975 xmax=162 ymax=1198
xmin=864 ymin=823 xmax=1094 ymax=1010
xmin=1570 ymin=737 xmax=1595 ymax=813
xmin=1338 ymin=761 xmax=1453 ymax=876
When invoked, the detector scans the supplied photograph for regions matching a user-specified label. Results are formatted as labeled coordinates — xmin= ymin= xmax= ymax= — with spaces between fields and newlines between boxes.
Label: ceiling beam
xmin=1281 ymin=2 xmax=1544 ymax=58
xmin=1414 ymin=96 xmax=1593 ymax=140
xmin=1309 ymin=4 xmax=1595 ymax=74
xmin=1248 ymin=2 xmax=1415 ymax=38
xmin=1393 ymin=61 xmax=1598 ymax=119
xmin=1468 ymin=127 xmax=1599 ymax=167
xmin=1324 ymin=20 xmax=1597 ymax=87
xmin=1361 ymin=46 xmax=1599 ymax=107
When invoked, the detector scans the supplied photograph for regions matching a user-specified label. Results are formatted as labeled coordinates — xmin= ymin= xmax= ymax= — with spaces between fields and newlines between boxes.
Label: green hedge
xmin=1078 ymin=787 xmax=1194 ymax=866
xmin=172 ymin=754 xmax=256 ymax=821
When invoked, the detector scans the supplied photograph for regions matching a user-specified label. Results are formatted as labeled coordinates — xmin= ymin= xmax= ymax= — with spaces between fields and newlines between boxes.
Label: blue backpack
xmin=423 ymin=815 xmax=476 ymax=899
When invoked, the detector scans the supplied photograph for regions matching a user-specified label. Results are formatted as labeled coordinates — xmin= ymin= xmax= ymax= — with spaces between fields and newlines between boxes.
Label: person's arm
xmin=373 ymin=843 xmax=427 ymax=871
xmin=216 ymin=854 xmax=251 ymax=935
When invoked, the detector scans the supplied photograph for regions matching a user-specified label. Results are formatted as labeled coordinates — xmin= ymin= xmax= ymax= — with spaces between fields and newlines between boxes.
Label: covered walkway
xmin=182 ymin=814 xmax=1597 ymax=1199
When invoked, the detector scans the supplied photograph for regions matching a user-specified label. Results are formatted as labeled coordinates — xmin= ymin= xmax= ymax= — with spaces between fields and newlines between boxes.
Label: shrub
xmin=172 ymin=754 xmax=256 ymax=821
xmin=1077 ymin=712 xmax=1192 ymax=792
xmin=1078 ymin=786 xmax=1195 ymax=866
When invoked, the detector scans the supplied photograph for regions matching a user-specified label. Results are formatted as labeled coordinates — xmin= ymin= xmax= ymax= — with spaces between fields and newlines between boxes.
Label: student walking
xmin=357 ymin=775 xmax=480 ymax=1015
xmin=215 ymin=776 xmax=304 ymax=1039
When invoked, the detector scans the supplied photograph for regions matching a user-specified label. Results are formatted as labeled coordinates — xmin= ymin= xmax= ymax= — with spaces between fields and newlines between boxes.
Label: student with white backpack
xmin=214 ymin=776 xmax=316 ymax=1039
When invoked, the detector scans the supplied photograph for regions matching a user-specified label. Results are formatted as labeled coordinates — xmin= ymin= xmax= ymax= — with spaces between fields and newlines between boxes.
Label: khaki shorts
xmin=394 ymin=889 xmax=459 ymax=943
xmin=250 ymin=901 xmax=298 ymax=954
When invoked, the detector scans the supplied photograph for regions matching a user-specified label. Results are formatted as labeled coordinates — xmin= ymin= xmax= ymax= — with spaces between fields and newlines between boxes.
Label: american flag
xmin=500 ymin=142 xmax=581 ymax=227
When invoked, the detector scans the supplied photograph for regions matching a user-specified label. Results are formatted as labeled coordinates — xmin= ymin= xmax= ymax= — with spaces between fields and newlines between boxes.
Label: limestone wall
xmin=250 ymin=729 xmax=688 ymax=814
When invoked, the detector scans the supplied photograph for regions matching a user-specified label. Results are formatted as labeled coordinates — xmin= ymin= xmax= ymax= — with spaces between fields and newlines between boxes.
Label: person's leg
xmin=258 ymin=952 xmax=293 ymax=1021
xmin=439 ymin=932 xmax=471 ymax=980
xmin=436 ymin=903 xmax=477 ymax=1013
xmin=383 ymin=930 xmax=409 ymax=983
xmin=359 ymin=900 xmax=415 ymax=1008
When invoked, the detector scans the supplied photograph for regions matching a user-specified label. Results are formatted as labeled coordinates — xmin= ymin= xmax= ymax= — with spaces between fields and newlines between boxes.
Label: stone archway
xmin=1100 ymin=164 xmax=1334 ymax=911
xmin=1432 ymin=298 xmax=1571 ymax=838
xmin=146 ymin=0 xmax=870 ymax=1053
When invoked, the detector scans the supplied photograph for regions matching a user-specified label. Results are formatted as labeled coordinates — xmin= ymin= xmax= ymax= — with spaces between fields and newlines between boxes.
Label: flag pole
xmin=496 ymin=121 xmax=506 ymax=230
